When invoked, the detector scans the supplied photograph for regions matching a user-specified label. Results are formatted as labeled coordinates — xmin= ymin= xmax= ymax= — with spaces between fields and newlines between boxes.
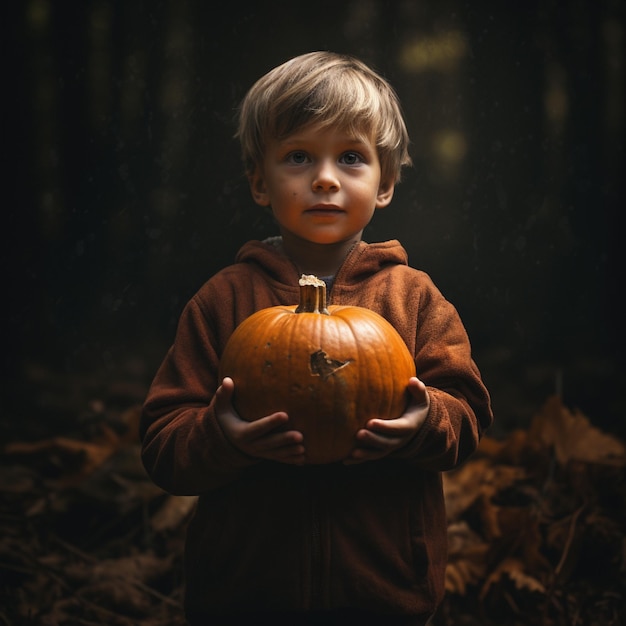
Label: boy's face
xmin=248 ymin=125 xmax=394 ymax=248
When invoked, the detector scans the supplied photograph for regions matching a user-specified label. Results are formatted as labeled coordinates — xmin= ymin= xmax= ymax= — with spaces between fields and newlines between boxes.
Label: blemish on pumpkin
xmin=309 ymin=349 xmax=351 ymax=380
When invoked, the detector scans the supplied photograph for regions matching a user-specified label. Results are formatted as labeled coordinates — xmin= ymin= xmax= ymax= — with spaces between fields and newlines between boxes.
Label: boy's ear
xmin=248 ymin=168 xmax=271 ymax=207
xmin=375 ymin=179 xmax=395 ymax=209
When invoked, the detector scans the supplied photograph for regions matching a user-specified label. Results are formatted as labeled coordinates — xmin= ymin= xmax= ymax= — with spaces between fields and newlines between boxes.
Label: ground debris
xmin=0 ymin=365 xmax=192 ymax=625
xmin=1 ymin=368 xmax=625 ymax=624
xmin=436 ymin=394 xmax=626 ymax=625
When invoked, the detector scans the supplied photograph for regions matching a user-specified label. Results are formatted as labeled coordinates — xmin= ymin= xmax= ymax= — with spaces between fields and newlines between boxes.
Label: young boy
xmin=140 ymin=51 xmax=493 ymax=625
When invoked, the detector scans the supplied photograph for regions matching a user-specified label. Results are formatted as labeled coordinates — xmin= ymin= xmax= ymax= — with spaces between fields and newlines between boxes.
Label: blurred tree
xmin=4 ymin=0 xmax=623 ymax=434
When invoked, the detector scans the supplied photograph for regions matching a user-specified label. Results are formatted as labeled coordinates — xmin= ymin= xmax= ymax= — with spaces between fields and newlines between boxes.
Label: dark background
xmin=4 ymin=0 xmax=623 ymax=439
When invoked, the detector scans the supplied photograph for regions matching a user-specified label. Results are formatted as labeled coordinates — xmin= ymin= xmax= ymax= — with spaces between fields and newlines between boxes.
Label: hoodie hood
xmin=234 ymin=238 xmax=409 ymax=290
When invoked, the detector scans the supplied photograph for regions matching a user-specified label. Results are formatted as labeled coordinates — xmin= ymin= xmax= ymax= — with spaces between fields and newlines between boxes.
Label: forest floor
xmin=1 ymin=354 xmax=625 ymax=625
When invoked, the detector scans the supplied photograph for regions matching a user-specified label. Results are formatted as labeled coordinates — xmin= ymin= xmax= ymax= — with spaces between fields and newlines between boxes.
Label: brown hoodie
xmin=140 ymin=238 xmax=492 ymax=624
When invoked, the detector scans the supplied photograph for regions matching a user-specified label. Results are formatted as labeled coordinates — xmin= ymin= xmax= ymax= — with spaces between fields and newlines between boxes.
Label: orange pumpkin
xmin=219 ymin=275 xmax=416 ymax=464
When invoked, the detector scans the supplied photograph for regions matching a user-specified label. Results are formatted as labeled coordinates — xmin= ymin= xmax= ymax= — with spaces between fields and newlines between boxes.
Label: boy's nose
xmin=312 ymin=162 xmax=340 ymax=192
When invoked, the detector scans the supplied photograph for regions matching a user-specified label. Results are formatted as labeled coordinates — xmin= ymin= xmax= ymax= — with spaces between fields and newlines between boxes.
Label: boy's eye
xmin=286 ymin=151 xmax=309 ymax=165
xmin=340 ymin=151 xmax=363 ymax=165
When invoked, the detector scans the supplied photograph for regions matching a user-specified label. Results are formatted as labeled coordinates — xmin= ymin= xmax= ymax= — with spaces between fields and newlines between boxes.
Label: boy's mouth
xmin=305 ymin=204 xmax=343 ymax=214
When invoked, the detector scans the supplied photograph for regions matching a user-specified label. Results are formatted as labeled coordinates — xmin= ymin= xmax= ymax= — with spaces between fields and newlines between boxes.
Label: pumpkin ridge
xmin=355 ymin=312 xmax=387 ymax=420
xmin=362 ymin=314 xmax=388 ymax=419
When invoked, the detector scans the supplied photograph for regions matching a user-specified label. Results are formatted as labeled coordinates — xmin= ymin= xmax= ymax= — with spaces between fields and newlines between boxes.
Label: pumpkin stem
xmin=295 ymin=274 xmax=330 ymax=315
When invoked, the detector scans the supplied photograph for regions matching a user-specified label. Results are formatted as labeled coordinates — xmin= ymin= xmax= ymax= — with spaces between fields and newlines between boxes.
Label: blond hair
xmin=236 ymin=51 xmax=412 ymax=184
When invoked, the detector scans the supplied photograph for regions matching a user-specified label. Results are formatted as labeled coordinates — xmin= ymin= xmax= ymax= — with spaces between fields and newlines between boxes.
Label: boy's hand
xmin=215 ymin=377 xmax=306 ymax=465
xmin=344 ymin=377 xmax=429 ymax=465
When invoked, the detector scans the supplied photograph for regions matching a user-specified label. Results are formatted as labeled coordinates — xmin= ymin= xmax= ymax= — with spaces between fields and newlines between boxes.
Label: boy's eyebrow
xmin=279 ymin=134 xmax=372 ymax=148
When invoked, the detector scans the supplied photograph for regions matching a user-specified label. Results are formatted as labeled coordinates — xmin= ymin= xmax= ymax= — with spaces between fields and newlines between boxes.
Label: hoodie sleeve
xmin=392 ymin=278 xmax=493 ymax=470
xmin=139 ymin=295 xmax=259 ymax=495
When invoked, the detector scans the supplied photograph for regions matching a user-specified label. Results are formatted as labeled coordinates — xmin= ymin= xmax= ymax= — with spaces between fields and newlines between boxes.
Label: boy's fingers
xmin=407 ymin=376 xmax=428 ymax=405
xmin=242 ymin=412 xmax=290 ymax=437
xmin=215 ymin=377 xmax=235 ymax=410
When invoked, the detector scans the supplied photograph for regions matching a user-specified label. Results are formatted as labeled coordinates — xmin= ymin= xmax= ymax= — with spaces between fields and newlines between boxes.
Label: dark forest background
xmin=3 ymin=0 xmax=624 ymax=440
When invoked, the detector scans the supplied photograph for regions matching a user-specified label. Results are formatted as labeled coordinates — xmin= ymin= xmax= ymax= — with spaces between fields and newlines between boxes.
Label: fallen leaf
xmin=480 ymin=557 xmax=546 ymax=600
xmin=528 ymin=395 xmax=626 ymax=467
